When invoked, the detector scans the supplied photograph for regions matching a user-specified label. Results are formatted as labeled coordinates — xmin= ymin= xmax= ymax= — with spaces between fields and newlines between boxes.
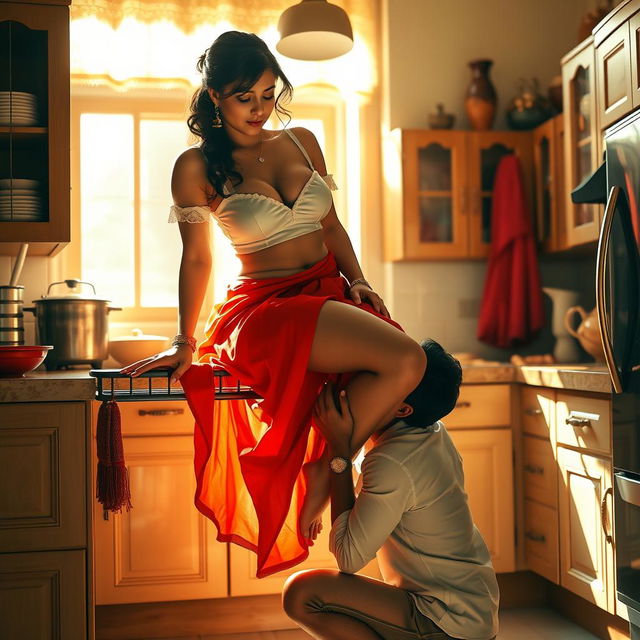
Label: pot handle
xmin=107 ymin=306 xmax=123 ymax=313
xmin=564 ymin=305 xmax=586 ymax=338
xmin=22 ymin=306 xmax=36 ymax=315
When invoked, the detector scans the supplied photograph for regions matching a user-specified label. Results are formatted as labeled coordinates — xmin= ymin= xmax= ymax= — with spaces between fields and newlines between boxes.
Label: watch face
xmin=330 ymin=456 xmax=349 ymax=473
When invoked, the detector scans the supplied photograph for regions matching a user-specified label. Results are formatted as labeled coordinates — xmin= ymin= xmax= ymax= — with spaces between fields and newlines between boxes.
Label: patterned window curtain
xmin=70 ymin=0 xmax=379 ymax=94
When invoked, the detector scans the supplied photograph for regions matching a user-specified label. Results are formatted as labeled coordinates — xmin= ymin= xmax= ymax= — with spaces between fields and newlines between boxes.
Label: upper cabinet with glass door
xmin=562 ymin=36 xmax=601 ymax=247
xmin=0 ymin=1 xmax=70 ymax=256
xmin=384 ymin=129 xmax=532 ymax=261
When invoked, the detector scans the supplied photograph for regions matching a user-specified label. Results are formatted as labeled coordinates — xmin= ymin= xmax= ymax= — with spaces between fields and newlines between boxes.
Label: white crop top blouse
xmin=168 ymin=129 xmax=337 ymax=255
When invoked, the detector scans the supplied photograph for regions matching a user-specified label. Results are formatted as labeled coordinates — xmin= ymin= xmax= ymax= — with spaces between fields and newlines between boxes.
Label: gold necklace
xmin=258 ymin=132 xmax=265 ymax=163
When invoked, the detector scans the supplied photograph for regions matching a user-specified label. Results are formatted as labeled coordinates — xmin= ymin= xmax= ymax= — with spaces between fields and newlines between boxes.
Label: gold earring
xmin=212 ymin=104 xmax=222 ymax=128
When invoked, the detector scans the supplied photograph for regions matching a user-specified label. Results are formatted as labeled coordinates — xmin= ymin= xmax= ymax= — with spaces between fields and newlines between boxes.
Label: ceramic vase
xmin=465 ymin=59 xmax=497 ymax=131
xmin=543 ymin=287 xmax=582 ymax=363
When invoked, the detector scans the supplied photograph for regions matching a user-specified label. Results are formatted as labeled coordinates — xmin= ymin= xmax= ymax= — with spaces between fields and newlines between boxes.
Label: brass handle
xmin=455 ymin=401 xmax=471 ymax=409
xmin=524 ymin=464 xmax=544 ymax=475
xmin=525 ymin=531 xmax=546 ymax=543
xmin=601 ymin=486 xmax=613 ymax=544
xmin=596 ymin=185 xmax=623 ymax=394
xmin=525 ymin=408 xmax=543 ymax=416
xmin=565 ymin=416 xmax=591 ymax=428
xmin=138 ymin=408 xmax=185 ymax=417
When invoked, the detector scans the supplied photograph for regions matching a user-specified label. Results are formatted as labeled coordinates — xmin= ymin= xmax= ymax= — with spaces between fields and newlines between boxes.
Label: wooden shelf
xmin=0 ymin=127 xmax=48 ymax=139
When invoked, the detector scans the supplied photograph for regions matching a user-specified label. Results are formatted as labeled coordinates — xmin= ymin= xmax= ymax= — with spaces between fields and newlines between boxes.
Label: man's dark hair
xmin=403 ymin=339 xmax=463 ymax=427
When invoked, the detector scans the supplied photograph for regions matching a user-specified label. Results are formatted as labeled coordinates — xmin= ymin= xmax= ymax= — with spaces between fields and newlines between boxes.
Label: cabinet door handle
xmin=565 ymin=413 xmax=596 ymax=429
xmin=138 ymin=408 xmax=185 ymax=417
xmin=525 ymin=531 xmax=546 ymax=543
xmin=601 ymin=486 xmax=613 ymax=545
xmin=524 ymin=464 xmax=544 ymax=475
xmin=525 ymin=408 xmax=543 ymax=416
xmin=455 ymin=401 xmax=471 ymax=409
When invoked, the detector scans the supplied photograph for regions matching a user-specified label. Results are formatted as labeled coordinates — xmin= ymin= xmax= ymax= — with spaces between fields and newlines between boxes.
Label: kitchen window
xmin=67 ymin=90 xmax=345 ymax=325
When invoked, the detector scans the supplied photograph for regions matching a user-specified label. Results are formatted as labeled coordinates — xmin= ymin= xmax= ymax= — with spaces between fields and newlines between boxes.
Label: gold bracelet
xmin=172 ymin=334 xmax=196 ymax=353
xmin=349 ymin=278 xmax=372 ymax=290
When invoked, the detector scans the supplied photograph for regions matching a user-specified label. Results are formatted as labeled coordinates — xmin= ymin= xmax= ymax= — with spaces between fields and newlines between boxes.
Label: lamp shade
xmin=276 ymin=0 xmax=354 ymax=61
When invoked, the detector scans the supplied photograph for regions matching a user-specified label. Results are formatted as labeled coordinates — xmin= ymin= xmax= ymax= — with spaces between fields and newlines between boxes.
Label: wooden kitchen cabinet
xmin=448 ymin=427 xmax=515 ymax=573
xmin=0 ymin=401 xmax=90 ymax=639
xmin=0 ymin=549 xmax=87 ymax=639
xmin=557 ymin=446 xmax=614 ymax=612
xmin=596 ymin=21 xmax=633 ymax=130
xmin=562 ymin=37 xmax=601 ymax=247
xmin=0 ymin=2 xmax=70 ymax=256
xmin=384 ymin=129 xmax=532 ymax=260
xmin=533 ymin=115 xmax=567 ymax=252
xmin=91 ymin=402 xmax=227 ymax=604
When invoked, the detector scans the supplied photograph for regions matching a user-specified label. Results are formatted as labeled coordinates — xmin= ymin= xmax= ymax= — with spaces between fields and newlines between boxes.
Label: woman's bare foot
xmin=299 ymin=458 xmax=330 ymax=542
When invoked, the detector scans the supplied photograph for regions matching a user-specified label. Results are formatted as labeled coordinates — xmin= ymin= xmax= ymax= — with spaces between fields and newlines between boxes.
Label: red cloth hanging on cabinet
xmin=477 ymin=154 xmax=544 ymax=348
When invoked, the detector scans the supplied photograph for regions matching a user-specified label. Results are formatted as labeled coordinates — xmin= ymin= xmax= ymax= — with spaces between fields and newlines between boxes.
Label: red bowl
xmin=0 ymin=345 xmax=53 ymax=377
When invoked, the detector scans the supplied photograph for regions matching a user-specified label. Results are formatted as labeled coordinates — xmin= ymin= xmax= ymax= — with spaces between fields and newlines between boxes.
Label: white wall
xmin=377 ymin=0 xmax=600 ymax=361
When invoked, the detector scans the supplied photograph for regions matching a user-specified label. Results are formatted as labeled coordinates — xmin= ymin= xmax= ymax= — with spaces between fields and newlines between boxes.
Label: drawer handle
xmin=601 ymin=486 xmax=613 ymax=545
xmin=138 ymin=408 xmax=185 ymax=417
xmin=565 ymin=412 xmax=597 ymax=430
xmin=525 ymin=531 xmax=546 ymax=543
xmin=524 ymin=464 xmax=544 ymax=475
xmin=455 ymin=401 xmax=471 ymax=409
xmin=525 ymin=408 xmax=543 ymax=416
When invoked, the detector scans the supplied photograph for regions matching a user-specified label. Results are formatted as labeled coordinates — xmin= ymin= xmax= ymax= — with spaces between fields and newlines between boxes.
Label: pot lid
xmin=34 ymin=279 xmax=112 ymax=302
xmin=110 ymin=328 xmax=169 ymax=342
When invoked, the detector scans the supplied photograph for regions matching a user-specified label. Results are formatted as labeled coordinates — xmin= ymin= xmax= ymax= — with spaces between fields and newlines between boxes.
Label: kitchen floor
xmin=139 ymin=607 xmax=600 ymax=639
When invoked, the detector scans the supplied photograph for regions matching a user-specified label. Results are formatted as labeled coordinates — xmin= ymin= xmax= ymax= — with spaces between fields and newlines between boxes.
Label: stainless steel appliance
xmin=24 ymin=279 xmax=121 ymax=370
xmin=598 ymin=109 xmax=640 ymax=638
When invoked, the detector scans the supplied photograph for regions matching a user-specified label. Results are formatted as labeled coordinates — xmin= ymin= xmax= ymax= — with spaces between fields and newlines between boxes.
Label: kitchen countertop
xmin=0 ymin=362 xmax=612 ymax=403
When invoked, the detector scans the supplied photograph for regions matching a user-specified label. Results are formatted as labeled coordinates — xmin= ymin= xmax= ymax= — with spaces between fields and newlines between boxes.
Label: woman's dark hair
xmin=403 ymin=339 xmax=463 ymax=427
xmin=188 ymin=31 xmax=293 ymax=200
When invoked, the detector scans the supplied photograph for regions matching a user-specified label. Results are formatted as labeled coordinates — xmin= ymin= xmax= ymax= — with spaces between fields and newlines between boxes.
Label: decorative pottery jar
xmin=464 ymin=59 xmax=497 ymax=131
xmin=428 ymin=103 xmax=455 ymax=129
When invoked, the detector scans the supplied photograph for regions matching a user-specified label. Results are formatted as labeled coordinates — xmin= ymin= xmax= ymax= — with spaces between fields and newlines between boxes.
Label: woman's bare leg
xmin=300 ymin=301 xmax=426 ymax=538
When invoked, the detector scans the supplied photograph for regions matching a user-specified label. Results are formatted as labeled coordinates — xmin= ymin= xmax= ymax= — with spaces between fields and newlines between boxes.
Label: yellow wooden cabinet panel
xmin=524 ymin=499 xmax=559 ymax=584
xmin=556 ymin=392 xmax=611 ymax=456
xmin=557 ymin=446 xmax=614 ymax=613
xmin=523 ymin=435 xmax=558 ymax=509
xmin=445 ymin=384 xmax=511 ymax=429
xmin=93 ymin=434 xmax=227 ymax=604
xmin=448 ymin=428 xmax=515 ymax=573
xmin=0 ymin=402 xmax=86 ymax=552
xmin=0 ymin=549 xmax=86 ymax=640
xmin=521 ymin=386 xmax=555 ymax=440
xmin=562 ymin=37 xmax=601 ymax=246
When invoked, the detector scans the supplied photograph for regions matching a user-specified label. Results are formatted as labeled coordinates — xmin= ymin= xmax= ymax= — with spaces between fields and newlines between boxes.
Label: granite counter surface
xmin=0 ymin=362 xmax=612 ymax=403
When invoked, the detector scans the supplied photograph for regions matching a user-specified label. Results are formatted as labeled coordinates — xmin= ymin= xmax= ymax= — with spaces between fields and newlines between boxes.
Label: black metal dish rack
xmin=89 ymin=367 xmax=260 ymax=402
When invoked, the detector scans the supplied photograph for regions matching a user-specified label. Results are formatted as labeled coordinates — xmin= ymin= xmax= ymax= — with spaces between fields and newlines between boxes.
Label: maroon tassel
xmin=96 ymin=399 xmax=132 ymax=512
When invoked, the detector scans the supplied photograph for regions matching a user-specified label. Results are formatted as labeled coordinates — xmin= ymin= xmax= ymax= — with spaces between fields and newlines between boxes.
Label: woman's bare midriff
xmin=238 ymin=229 xmax=329 ymax=279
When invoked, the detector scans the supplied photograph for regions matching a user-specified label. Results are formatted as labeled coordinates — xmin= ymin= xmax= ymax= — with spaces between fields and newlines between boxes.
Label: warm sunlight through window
xmin=80 ymin=113 xmax=135 ymax=307
xmin=77 ymin=101 xmax=191 ymax=318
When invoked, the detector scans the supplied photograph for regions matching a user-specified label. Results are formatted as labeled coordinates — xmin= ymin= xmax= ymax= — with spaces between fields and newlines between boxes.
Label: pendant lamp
xmin=276 ymin=0 xmax=354 ymax=61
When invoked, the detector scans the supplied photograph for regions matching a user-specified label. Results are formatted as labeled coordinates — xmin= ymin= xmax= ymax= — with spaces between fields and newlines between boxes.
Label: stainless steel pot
xmin=23 ymin=279 xmax=122 ymax=370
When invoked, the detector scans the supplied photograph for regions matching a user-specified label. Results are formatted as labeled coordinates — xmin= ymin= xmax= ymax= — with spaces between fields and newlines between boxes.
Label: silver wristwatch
xmin=329 ymin=456 xmax=351 ymax=474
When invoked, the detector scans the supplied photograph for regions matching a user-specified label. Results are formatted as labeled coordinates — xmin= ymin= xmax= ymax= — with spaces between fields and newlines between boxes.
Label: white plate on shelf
xmin=0 ymin=179 xmax=40 ymax=189
xmin=0 ymin=190 xmax=41 ymax=196
xmin=0 ymin=116 xmax=38 ymax=127
xmin=0 ymin=107 xmax=37 ymax=114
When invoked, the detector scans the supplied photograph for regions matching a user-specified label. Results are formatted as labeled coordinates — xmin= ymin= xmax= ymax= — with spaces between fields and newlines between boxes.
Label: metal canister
xmin=0 ymin=285 xmax=24 ymax=345
xmin=23 ymin=279 xmax=121 ymax=369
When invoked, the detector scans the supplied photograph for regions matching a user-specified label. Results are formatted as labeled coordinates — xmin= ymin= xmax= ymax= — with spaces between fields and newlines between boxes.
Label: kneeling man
xmin=283 ymin=339 xmax=499 ymax=640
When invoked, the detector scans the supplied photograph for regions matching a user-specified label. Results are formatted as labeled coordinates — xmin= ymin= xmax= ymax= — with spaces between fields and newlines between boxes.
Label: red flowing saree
xmin=179 ymin=251 xmax=402 ymax=577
